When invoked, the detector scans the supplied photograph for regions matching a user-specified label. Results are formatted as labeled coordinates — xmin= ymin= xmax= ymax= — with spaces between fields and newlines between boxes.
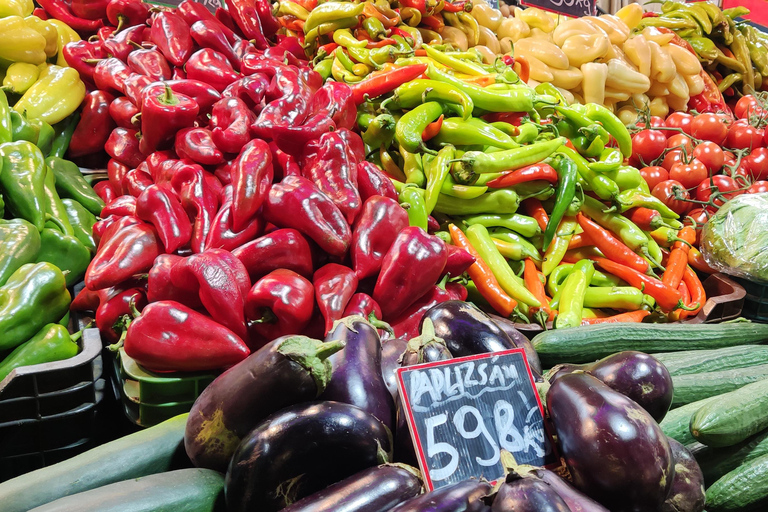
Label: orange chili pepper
xmin=688 ymin=246 xmax=716 ymax=274
xmin=513 ymin=55 xmax=530 ymax=83
xmin=363 ymin=2 xmax=400 ymax=28
xmin=420 ymin=14 xmax=444 ymax=31
xmin=591 ymin=257 xmax=683 ymax=312
xmin=449 ymin=224 xmax=517 ymax=317
xmin=422 ymin=114 xmax=444 ymax=142
xmin=292 ymin=0 xmax=317 ymax=10
xmin=567 ymin=232 xmax=593 ymax=249
xmin=661 ymin=226 xmax=695 ymax=289
xmin=523 ymin=258 xmax=555 ymax=320
xmin=522 ymin=198 xmax=548 ymax=231
xmin=576 ymin=213 xmax=650 ymax=273
xmin=581 ymin=310 xmax=650 ymax=325
xmin=678 ymin=265 xmax=705 ymax=319
xmin=461 ymin=75 xmax=497 ymax=87
xmin=367 ymin=37 xmax=398 ymax=48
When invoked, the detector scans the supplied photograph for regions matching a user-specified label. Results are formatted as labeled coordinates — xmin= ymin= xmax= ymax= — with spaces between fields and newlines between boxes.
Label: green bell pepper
xmin=42 ymin=165 xmax=75 ymax=236
xmin=30 ymin=118 xmax=54 ymax=157
xmin=48 ymin=112 xmax=79 ymax=159
xmin=0 ymin=140 xmax=47 ymax=231
xmin=0 ymin=262 xmax=70 ymax=351
xmin=0 ymin=323 xmax=78 ymax=382
xmin=62 ymin=198 xmax=96 ymax=253
xmin=0 ymin=219 xmax=40 ymax=286
xmin=45 ymin=156 xmax=104 ymax=216
xmin=35 ymin=224 xmax=91 ymax=287
xmin=10 ymin=110 xmax=38 ymax=143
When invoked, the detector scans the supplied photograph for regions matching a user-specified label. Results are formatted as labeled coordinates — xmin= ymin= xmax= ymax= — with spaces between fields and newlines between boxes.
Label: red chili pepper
xmin=351 ymin=196 xmax=410 ymax=281
xmin=661 ymin=226 xmax=695 ymax=289
xmin=624 ymin=207 xmax=665 ymax=231
xmin=105 ymin=127 xmax=143 ymax=168
xmin=446 ymin=282 xmax=468 ymax=301
xmin=93 ymin=181 xmax=118 ymax=206
xmin=313 ymin=263 xmax=358 ymax=335
xmin=263 ymin=175 xmax=352 ymax=257
xmin=170 ymin=162 xmax=219 ymax=253
xmin=62 ymin=40 xmax=106 ymax=85
xmin=251 ymin=66 xmax=313 ymax=137
xmin=420 ymin=14 xmax=444 ymax=31
xmin=502 ymin=55 xmax=515 ymax=67
xmin=387 ymin=27 xmax=413 ymax=41
xmin=108 ymin=97 xmax=139 ymax=130
xmin=93 ymin=58 xmax=132 ymax=96
xmin=127 ymin=46 xmax=172 ymax=81
xmin=123 ymin=301 xmax=250 ymax=372
xmin=422 ymin=114 xmax=444 ymax=142
xmin=567 ymin=232 xmax=593 ymax=250
xmin=678 ymin=265 xmax=705 ymax=319
xmin=582 ymin=310 xmax=650 ymax=325
xmin=442 ymin=1 xmax=469 ymax=12
xmin=86 ymin=220 xmax=162 ymax=291
xmin=96 ymin=287 xmax=147 ymax=343
xmin=487 ymin=163 xmax=559 ymax=188
xmin=245 ymin=269 xmax=314 ymax=342
xmin=102 ymin=25 xmax=147 ymax=63
xmin=229 ymin=139 xmax=273 ymax=232
xmin=190 ymin=19 xmax=242 ymax=71
xmin=223 ymin=75 xmax=270 ymax=112
xmin=135 ymin=185 xmax=193 ymax=253
xmin=69 ymin=90 xmax=116 ymax=158
xmin=32 ymin=7 xmax=48 ymax=19
xmin=124 ymin=168 xmax=154 ymax=198
xmin=308 ymin=81 xmax=357 ymax=131
xmin=37 ymin=0 xmax=103 ymax=31
xmin=106 ymin=0 xmax=149 ymax=28
xmin=225 ymin=0 xmax=270 ymax=50
xmin=149 ymin=11 xmax=193 ymax=67
xmin=139 ymin=84 xmax=199 ymax=155
xmin=175 ymin=127 xmax=225 ymax=166
xmin=232 ymin=229 xmax=314 ymax=284
xmin=523 ymin=198 xmax=549 ymax=231
xmin=366 ymin=38 xmax=397 ymax=49
xmin=357 ymin=161 xmax=398 ymax=202
xmin=142 ymin=79 xmax=222 ymax=117
xmin=101 ymin=195 xmax=137 ymax=218
xmin=688 ymin=246 xmax=715 ymax=274
xmin=389 ymin=285 xmax=452 ymax=339
xmin=442 ymin=244 xmax=476 ymax=277
xmin=349 ymin=63 xmax=428 ymax=105
xmin=576 ymin=213 xmax=649 ymax=273
xmin=343 ymin=293 xmax=383 ymax=320
xmin=591 ymin=257 xmax=682 ymax=311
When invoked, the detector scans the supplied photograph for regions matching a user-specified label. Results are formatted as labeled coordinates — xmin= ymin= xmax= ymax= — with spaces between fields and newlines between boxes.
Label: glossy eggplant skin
xmin=321 ymin=317 xmax=396 ymax=430
xmin=549 ymin=351 xmax=673 ymax=423
xmin=401 ymin=341 xmax=452 ymax=366
xmin=394 ymin=398 xmax=418 ymax=467
xmin=488 ymin=313 xmax=542 ymax=375
xmin=547 ymin=373 xmax=674 ymax=512
xmin=225 ymin=401 xmax=392 ymax=512
xmin=526 ymin=468 xmax=610 ymax=512
xmin=381 ymin=338 xmax=408 ymax=402
xmin=390 ymin=479 xmax=492 ymax=512
xmin=422 ymin=301 xmax=515 ymax=357
xmin=662 ymin=438 xmax=705 ymax=512
xmin=280 ymin=464 xmax=423 ymax=512
xmin=491 ymin=479 xmax=570 ymax=512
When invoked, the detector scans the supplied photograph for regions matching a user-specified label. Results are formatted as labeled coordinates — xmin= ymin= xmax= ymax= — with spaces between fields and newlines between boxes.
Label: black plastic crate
xmin=733 ymin=276 xmax=768 ymax=323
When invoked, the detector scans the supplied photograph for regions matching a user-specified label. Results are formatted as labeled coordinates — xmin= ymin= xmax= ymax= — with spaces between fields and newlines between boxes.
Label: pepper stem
xmin=107 ymin=328 xmax=128 ymax=352
xmin=158 ymin=84 xmax=180 ymax=106
xmin=69 ymin=321 xmax=93 ymax=343
xmin=250 ymin=307 xmax=277 ymax=325
xmin=677 ymin=300 xmax=701 ymax=312
xmin=128 ymin=296 xmax=141 ymax=319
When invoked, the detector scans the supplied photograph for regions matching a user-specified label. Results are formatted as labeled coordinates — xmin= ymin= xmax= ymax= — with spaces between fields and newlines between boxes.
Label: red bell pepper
xmin=69 ymin=90 xmax=116 ymax=158
xmin=122 ymin=74 xmax=153 ymax=106
xmin=270 ymin=110 xmax=336 ymax=159
xmin=245 ymin=269 xmax=314 ymax=342
xmin=229 ymin=139 xmax=273 ymax=232
xmin=301 ymin=131 xmax=362 ymax=224
xmin=205 ymin=199 xmax=265 ymax=252
xmin=106 ymin=0 xmax=150 ymax=28
xmin=94 ymin=58 xmax=132 ymax=96
xmin=107 ymin=159 xmax=129 ymax=194
xmin=144 ymin=151 xmax=175 ymax=182
xmin=93 ymin=181 xmax=118 ymax=206
xmin=357 ymin=161 xmax=398 ymax=202
xmin=232 ymin=228 xmax=314 ymax=282
xmin=251 ymin=66 xmax=312 ymax=138
xmin=486 ymin=163 xmax=559 ymax=188
xmin=215 ymin=6 xmax=241 ymax=36
xmin=109 ymin=97 xmax=140 ymax=130
xmin=186 ymin=48 xmax=241 ymax=94
xmin=62 ymin=40 xmax=106 ymax=85
xmin=313 ymin=263 xmax=358 ymax=335
xmin=442 ymin=244 xmax=476 ymax=277
xmin=149 ymin=11 xmax=193 ymax=67
xmin=210 ymin=97 xmax=254 ymax=154
xmin=37 ymin=0 xmax=103 ymax=31
xmin=350 ymin=196 xmax=409 ymax=281
xmin=335 ymin=127 xmax=366 ymax=164
xmin=70 ymin=0 xmax=109 ymax=20
xmin=101 ymin=195 xmax=137 ymax=218
xmin=136 ymin=185 xmax=193 ymax=254
xmin=139 ymin=85 xmax=199 ymax=155
xmin=70 ymin=287 xmax=102 ymax=312
xmin=97 ymin=287 xmax=147 ymax=343
xmin=270 ymin=142 xmax=302 ymax=180
xmin=240 ymin=52 xmax=284 ymax=79
xmin=127 ymin=47 xmax=172 ymax=81
xmin=175 ymin=128 xmax=225 ymax=166
xmin=343 ymin=293 xmax=383 ymax=320
xmin=214 ymin=161 xmax=233 ymax=185
xmin=124 ymin=168 xmax=154 ymax=197
xmin=141 ymin=80 xmax=222 ymax=117
xmin=122 ymin=301 xmax=250 ymax=372
xmin=348 ymin=63 xmax=428 ymax=105
xmin=225 ymin=0 xmax=270 ymax=50
xmin=93 ymin=215 xmax=142 ymax=249
xmin=389 ymin=285 xmax=452 ymax=340
xmin=170 ymin=162 xmax=219 ymax=254
xmin=169 ymin=248 xmax=251 ymax=340
xmin=86 ymin=220 xmax=163 ymax=291
xmin=147 ymin=254 xmax=204 ymax=308
xmin=105 ymin=128 xmax=144 ymax=168
xmin=446 ymin=282 xmax=468 ymax=301
xmin=102 ymin=25 xmax=147 ymax=62
xmin=190 ymin=19 xmax=242 ymax=71
xmin=178 ymin=0 xmax=241 ymax=44
xmin=223 ymin=75 xmax=270 ymax=112
xmin=308 ymin=82 xmax=356 ymax=131
xmin=373 ymin=226 xmax=448 ymax=319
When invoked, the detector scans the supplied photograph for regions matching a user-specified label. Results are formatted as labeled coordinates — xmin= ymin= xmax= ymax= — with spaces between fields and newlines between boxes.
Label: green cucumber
xmin=0 ymin=414 xmax=190 ymax=512
xmin=705 ymin=452 xmax=768 ymax=511
xmin=671 ymin=365 xmax=768 ymax=407
xmin=28 ymin=468 xmax=225 ymax=512
xmin=531 ymin=322 xmax=768 ymax=366
xmin=660 ymin=396 xmax=719 ymax=446
xmin=652 ymin=345 xmax=768 ymax=376
xmin=691 ymin=379 xmax=768 ymax=447
xmin=694 ymin=431 xmax=768 ymax=486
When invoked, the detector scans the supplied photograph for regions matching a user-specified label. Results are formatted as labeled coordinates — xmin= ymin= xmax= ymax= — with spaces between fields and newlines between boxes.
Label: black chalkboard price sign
xmin=521 ymin=0 xmax=596 ymax=18
xmin=397 ymin=348 xmax=557 ymax=491
xmin=143 ymin=0 xmax=223 ymax=13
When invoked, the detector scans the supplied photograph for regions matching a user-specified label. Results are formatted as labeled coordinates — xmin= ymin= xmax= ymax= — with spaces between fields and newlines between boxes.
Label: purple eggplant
xmin=393 ymin=398 xmax=418 ymax=466
xmin=184 ymin=335 xmax=343 ymax=472
xmin=523 ymin=468 xmax=610 ymax=512
xmin=321 ymin=316 xmax=396 ymax=430
xmin=662 ymin=438 xmax=705 ymax=512
xmin=390 ymin=479 xmax=492 ymax=512
xmin=548 ymin=351 xmax=673 ymax=423
xmin=381 ymin=337 xmax=408 ymax=402
xmin=547 ymin=373 xmax=674 ymax=512
xmin=421 ymin=301 xmax=516 ymax=357
xmin=280 ymin=464 xmax=423 ymax=512
xmin=491 ymin=479 xmax=570 ymax=512
xmin=225 ymin=401 xmax=392 ymax=512
xmin=400 ymin=319 xmax=453 ymax=366
xmin=488 ymin=313 xmax=542 ymax=375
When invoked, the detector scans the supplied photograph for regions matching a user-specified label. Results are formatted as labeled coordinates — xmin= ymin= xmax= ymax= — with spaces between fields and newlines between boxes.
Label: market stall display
xmin=0 ymin=0 xmax=768 ymax=510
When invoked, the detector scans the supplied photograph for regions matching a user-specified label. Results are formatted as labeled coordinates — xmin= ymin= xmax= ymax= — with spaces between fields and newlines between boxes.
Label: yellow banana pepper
xmin=0 ymin=16 xmax=47 ymax=65
xmin=561 ymin=33 xmax=610 ymax=68
xmin=514 ymin=38 xmax=569 ymax=70
xmin=13 ymin=65 xmax=85 ymax=124
xmin=456 ymin=12 xmax=480 ymax=47
xmin=0 ymin=0 xmax=34 ymax=18
xmin=616 ymin=3 xmax=643 ymax=30
xmin=581 ymin=62 xmax=608 ymax=105
xmin=649 ymin=40 xmax=676 ymax=83
xmin=46 ymin=19 xmax=81 ymax=67
xmin=552 ymin=19 xmax=601 ymax=46
xmin=2 ymin=62 xmax=39 ymax=94
xmin=605 ymin=59 xmax=651 ymax=94
xmin=24 ymin=16 xmax=58 ymax=58
xmin=623 ymin=35 xmax=651 ymax=77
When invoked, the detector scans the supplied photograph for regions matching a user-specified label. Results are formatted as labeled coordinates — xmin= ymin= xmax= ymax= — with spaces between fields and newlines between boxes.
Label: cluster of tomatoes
xmin=628 ymin=95 xmax=768 ymax=236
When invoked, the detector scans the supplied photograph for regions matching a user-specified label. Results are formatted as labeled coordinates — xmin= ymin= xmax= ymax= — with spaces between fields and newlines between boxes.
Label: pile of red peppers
xmin=62 ymin=0 xmax=474 ymax=373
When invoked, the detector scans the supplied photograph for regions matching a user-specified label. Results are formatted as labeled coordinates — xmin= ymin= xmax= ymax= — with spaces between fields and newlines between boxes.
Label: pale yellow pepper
xmin=605 ymin=59 xmax=651 ymax=94
xmin=623 ymin=35 xmax=652 ymax=77
xmin=13 ymin=65 xmax=85 ymax=124
xmin=649 ymin=40 xmax=676 ymax=83
xmin=514 ymin=38 xmax=569 ymax=70
xmin=0 ymin=0 xmax=34 ymax=18
xmin=46 ymin=19 xmax=81 ymax=67
xmin=552 ymin=18 xmax=601 ymax=47
xmin=24 ymin=16 xmax=59 ymax=58
xmin=616 ymin=3 xmax=643 ymax=30
xmin=581 ymin=62 xmax=608 ymax=105
xmin=0 ymin=16 xmax=47 ymax=65
xmin=561 ymin=33 xmax=610 ymax=68
xmin=518 ymin=7 xmax=554 ymax=33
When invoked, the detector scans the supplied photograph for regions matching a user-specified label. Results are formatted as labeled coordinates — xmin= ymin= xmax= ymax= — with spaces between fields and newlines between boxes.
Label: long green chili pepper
xmin=490 ymin=122 xmax=517 ymax=136
xmin=362 ymin=17 xmax=386 ymax=40
xmin=362 ymin=113 xmax=396 ymax=150
xmin=434 ymin=189 xmax=519 ymax=215
xmin=422 ymin=44 xmax=489 ymax=76
xmin=395 ymin=101 xmax=444 ymax=154
xmin=588 ymin=147 xmax=623 ymax=173
xmin=402 ymin=148 xmax=426 ymax=187
xmin=542 ymin=217 xmax=577 ymax=276
xmin=48 ymin=113 xmax=80 ymax=160
xmin=511 ymin=181 xmax=555 ymax=201
xmin=571 ymin=135 xmax=605 ymax=159
xmin=382 ymin=79 xmax=474 ymax=119
xmin=717 ymin=72 xmax=742 ymax=93
xmin=453 ymin=137 xmax=565 ymax=183
xmin=314 ymin=57 xmax=334 ymax=81
xmin=583 ymin=103 xmax=632 ymax=158
xmin=399 ymin=186 xmax=428 ymax=231
xmin=557 ymin=145 xmax=619 ymax=202
xmin=488 ymin=229 xmax=541 ymax=261
xmin=645 ymin=233 xmax=664 ymax=269
xmin=432 ymin=117 xmax=519 ymax=150
xmin=425 ymin=145 xmax=455 ymax=214
xmin=605 ymin=165 xmax=649 ymax=193
xmin=555 ymin=106 xmax=610 ymax=145
xmin=513 ymin=123 xmax=539 ymax=144
xmin=335 ymin=48 xmax=356 ymax=72
xmin=463 ymin=213 xmax=540 ymax=238
xmin=615 ymin=188 xmax=679 ymax=219
xmin=547 ymin=263 xmax=621 ymax=296
xmin=441 ymin=176 xmax=487 ymax=199
xmin=465 ymin=224 xmax=541 ymax=307
xmin=542 ymin=155 xmax=577 ymax=251
xmin=583 ymin=287 xmax=654 ymax=310
xmin=555 ymin=259 xmax=594 ymax=329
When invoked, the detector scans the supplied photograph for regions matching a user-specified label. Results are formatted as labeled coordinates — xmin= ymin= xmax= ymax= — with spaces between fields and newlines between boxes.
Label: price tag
xmin=143 ymin=0 xmax=223 ymax=13
xmin=397 ymin=348 xmax=557 ymax=491
xmin=521 ymin=0 xmax=596 ymax=18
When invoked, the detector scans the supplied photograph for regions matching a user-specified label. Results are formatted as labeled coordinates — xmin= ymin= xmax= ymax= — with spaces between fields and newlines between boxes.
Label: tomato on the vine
xmin=691 ymin=113 xmax=728 ymax=145
xmin=695 ymin=175 xmax=743 ymax=207
xmin=664 ymin=112 xmax=693 ymax=136
xmin=735 ymin=95 xmax=765 ymax=120
xmin=748 ymin=181 xmax=768 ymax=194
xmin=670 ymin=159 xmax=708 ymax=189
xmin=636 ymin=116 xmax=666 ymax=130
xmin=661 ymin=149 xmax=685 ymax=171
xmin=639 ymin=166 xmax=669 ymax=191
xmin=727 ymin=120 xmax=764 ymax=151
xmin=666 ymin=133 xmax=694 ymax=154
xmin=684 ymin=207 xmax=712 ymax=244
xmin=652 ymin=180 xmax=692 ymax=216
xmin=631 ymin=129 xmax=667 ymax=167
xmin=744 ymin=147 xmax=768 ymax=181
xmin=692 ymin=141 xmax=724 ymax=173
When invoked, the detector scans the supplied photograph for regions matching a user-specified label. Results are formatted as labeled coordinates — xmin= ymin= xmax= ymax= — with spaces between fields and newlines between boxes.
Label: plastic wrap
xmin=701 ymin=193 xmax=768 ymax=284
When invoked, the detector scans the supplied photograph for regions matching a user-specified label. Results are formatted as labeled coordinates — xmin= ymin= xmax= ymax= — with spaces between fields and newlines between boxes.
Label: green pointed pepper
xmin=0 ymin=323 xmax=78 ymax=382
xmin=0 ymin=219 xmax=40 ymax=286
xmin=35 ymin=226 xmax=91 ymax=287
xmin=62 ymin=198 xmax=96 ymax=254
xmin=0 ymin=140 xmax=47 ymax=231
xmin=45 ymin=156 xmax=105 ymax=217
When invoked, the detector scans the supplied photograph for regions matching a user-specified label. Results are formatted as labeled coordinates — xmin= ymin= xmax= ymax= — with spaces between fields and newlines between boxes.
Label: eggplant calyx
xmin=329 ymin=314 xmax=369 ymax=334
xmin=277 ymin=336 xmax=345 ymax=395
xmin=376 ymin=438 xmax=393 ymax=465
xmin=406 ymin=318 xmax=448 ymax=353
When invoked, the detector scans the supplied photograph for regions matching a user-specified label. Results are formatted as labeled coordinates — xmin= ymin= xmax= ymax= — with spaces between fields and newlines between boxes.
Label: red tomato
xmin=692 ymin=141 xmax=725 ymax=173
xmin=631 ymin=129 xmax=667 ymax=167
xmin=653 ymin=180 xmax=692 ymax=215
xmin=744 ymin=147 xmax=768 ymax=181
xmin=728 ymin=121 xmax=764 ymax=151
xmin=748 ymin=181 xmax=768 ymax=194
xmin=665 ymin=112 xmax=694 ymax=136
xmin=666 ymin=133 xmax=695 ymax=153
xmin=670 ymin=159 xmax=709 ymax=189
xmin=639 ymin=166 xmax=669 ymax=191
xmin=695 ymin=175 xmax=742 ymax=207
xmin=691 ymin=113 xmax=728 ymax=145
xmin=661 ymin=149 xmax=685 ymax=171
xmin=765 ymin=128 xmax=768 ymax=148
xmin=636 ymin=116 xmax=666 ymax=130
xmin=732 ymin=160 xmax=754 ymax=184
xmin=735 ymin=95 xmax=765 ymax=119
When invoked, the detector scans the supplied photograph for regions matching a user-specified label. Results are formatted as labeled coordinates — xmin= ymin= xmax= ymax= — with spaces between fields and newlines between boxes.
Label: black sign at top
xmin=143 ymin=0 xmax=223 ymax=13
xmin=397 ymin=348 xmax=557 ymax=491
xmin=521 ymin=0 xmax=596 ymax=18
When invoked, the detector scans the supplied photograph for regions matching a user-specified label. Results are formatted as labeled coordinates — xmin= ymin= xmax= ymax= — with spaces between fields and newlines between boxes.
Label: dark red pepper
xmin=124 ymin=168 xmax=154 ymax=197
xmin=225 ymin=0 xmax=270 ymax=50
xmin=209 ymin=97 xmax=254 ymax=154
xmin=136 ymin=184 xmax=193 ymax=253
xmin=336 ymin=127 xmax=366 ymax=164
xmin=107 ymin=159 xmax=129 ymax=193
xmin=122 ymin=301 xmax=250 ymax=372
xmin=101 ymin=195 xmax=137 ymax=218
xmin=273 ymin=35 xmax=306 ymax=61
xmin=170 ymin=162 xmax=219 ymax=253
xmin=139 ymin=84 xmax=199 ymax=155
xmin=149 ymin=11 xmax=194 ymax=67
xmin=175 ymin=127 xmax=225 ymax=166
xmin=144 ymin=150 xmax=175 ymax=181
xmin=71 ymin=286 xmax=102 ymax=312
xmin=313 ymin=263 xmax=358 ymax=335
xmin=389 ymin=285 xmax=452 ymax=339
xmin=93 ymin=181 xmax=118 ymax=206
xmin=178 ymin=0 xmax=241 ymax=44
xmin=186 ymin=48 xmax=241 ymax=93
xmin=214 ymin=160 xmax=233 ymax=185
xmin=269 ymin=141 xmax=301 ymax=180
xmin=254 ymin=0 xmax=280 ymax=37
xmin=443 ymin=244 xmax=476 ymax=277
xmin=232 ymin=228 xmax=314 ymax=282
xmin=263 ymin=175 xmax=352 ymax=258
xmin=105 ymin=127 xmax=144 ymax=168
xmin=251 ymin=66 xmax=312 ymax=138
xmin=445 ymin=282 xmax=468 ymax=301
xmin=270 ymin=110 xmax=336 ymax=159
xmin=102 ymin=24 xmax=147 ymax=62
xmin=351 ymin=196 xmax=409 ymax=281
xmin=223 ymin=74 xmax=269 ymax=112
xmin=215 ymin=6 xmax=241 ymax=37
xmin=37 ymin=0 xmax=103 ymax=32
xmin=147 ymin=254 xmax=204 ymax=308
xmin=69 ymin=90 xmax=116 ymax=158
xmin=106 ymin=0 xmax=150 ymax=29
xmin=240 ymin=53 xmax=284 ymax=79
xmin=245 ymin=269 xmax=314 ymax=342
xmin=357 ymin=161 xmax=398 ymax=202
xmin=109 ymin=97 xmax=140 ymax=129
xmin=342 ymin=293 xmax=383 ymax=321
xmin=229 ymin=139 xmax=273 ymax=232
xmin=97 ymin=287 xmax=147 ymax=343
xmin=309 ymin=81 xmax=356 ymax=130
xmin=93 ymin=215 xmax=142 ymax=249
xmin=94 ymin=58 xmax=132 ymax=95
xmin=127 ymin=46 xmax=172 ymax=80
xmin=373 ymin=226 xmax=448 ymax=319
xmin=205 ymin=199 xmax=264 ymax=252
xmin=190 ymin=20 xmax=241 ymax=71
xmin=122 ymin=73 xmax=153 ymax=106
xmin=71 ymin=0 xmax=109 ymax=20
xmin=141 ymin=79 xmax=222 ymax=117
xmin=62 ymin=40 xmax=106 ymax=85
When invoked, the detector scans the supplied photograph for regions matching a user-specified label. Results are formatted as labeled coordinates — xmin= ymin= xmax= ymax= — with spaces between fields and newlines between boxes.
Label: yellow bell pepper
xmin=0 ymin=0 xmax=33 ymax=18
xmin=561 ymin=33 xmax=610 ymax=68
xmin=2 ymin=62 xmax=39 ymax=94
xmin=623 ymin=35 xmax=651 ymax=77
xmin=24 ymin=16 xmax=58 ymax=58
xmin=46 ymin=19 xmax=81 ymax=67
xmin=605 ymin=59 xmax=651 ymax=94
xmin=13 ymin=65 xmax=85 ymax=124
xmin=581 ymin=62 xmax=608 ymax=105
xmin=649 ymin=40 xmax=676 ymax=83
xmin=616 ymin=3 xmax=643 ymax=30
xmin=514 ymin=38 xmax=569 ymax=70
xmin=0 ymin=16 xmax=47 ymax=65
